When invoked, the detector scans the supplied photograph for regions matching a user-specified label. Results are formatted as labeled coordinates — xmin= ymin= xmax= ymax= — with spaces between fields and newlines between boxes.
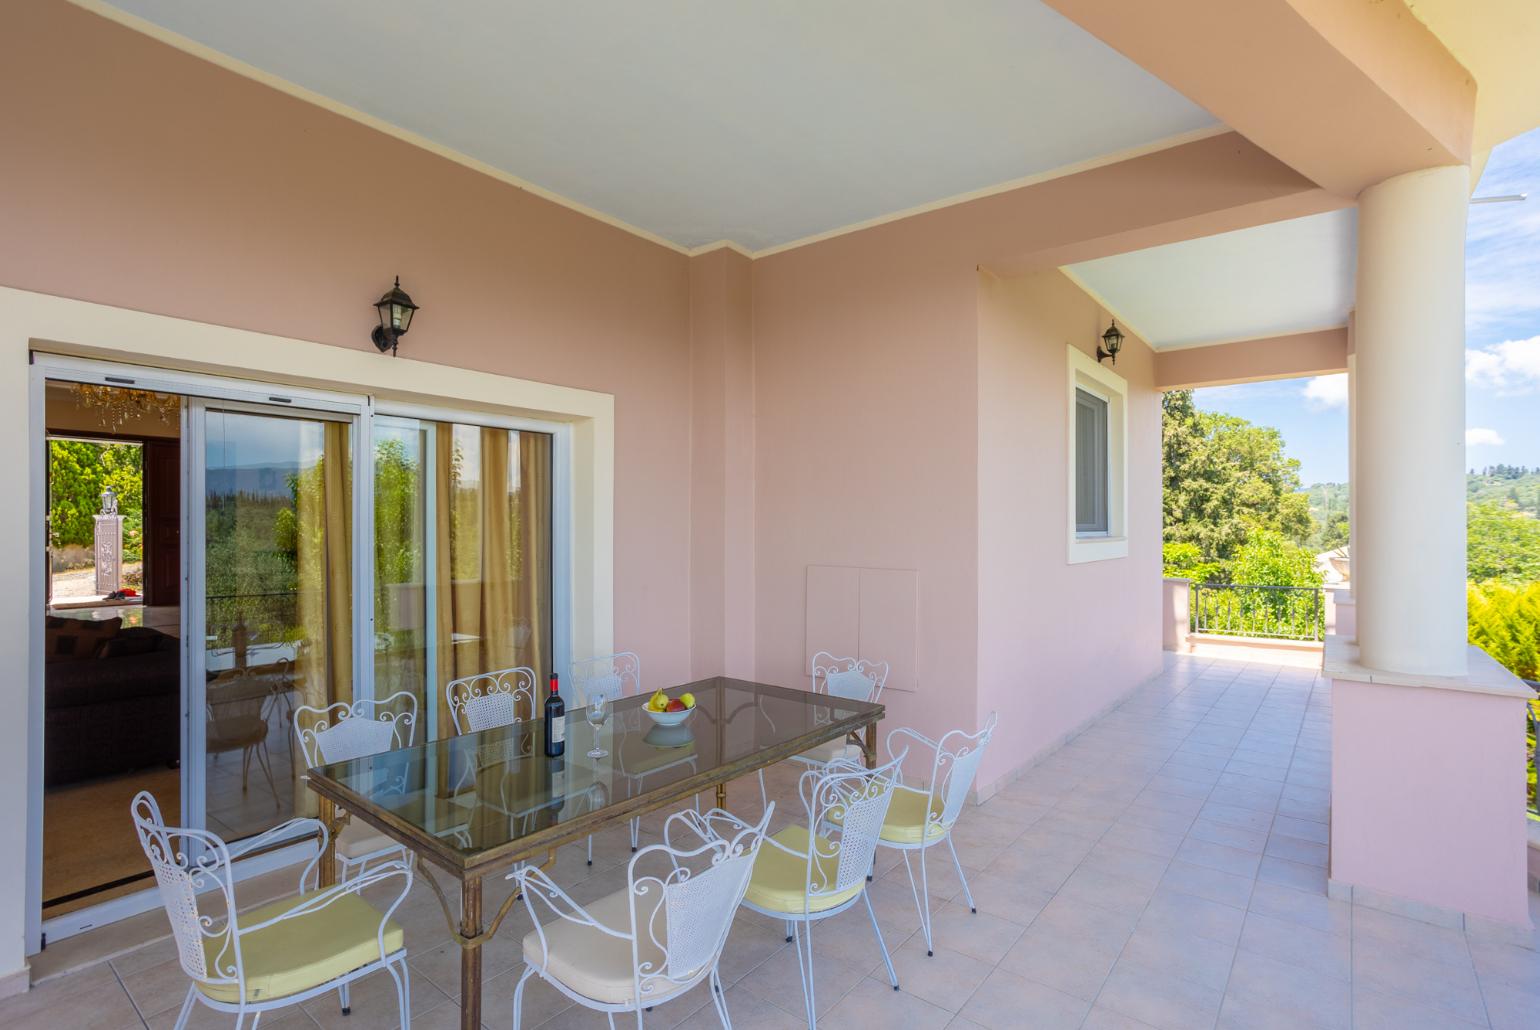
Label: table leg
xmin=459 ymin=874 xmax=484 ymax=1030
xmin=865 ymin=721 xmax=877 ymax=770
xmin=716 ymin=782 xmax=727 ymax=810
xmin=317 ymin=795 xmax=339 ymax=888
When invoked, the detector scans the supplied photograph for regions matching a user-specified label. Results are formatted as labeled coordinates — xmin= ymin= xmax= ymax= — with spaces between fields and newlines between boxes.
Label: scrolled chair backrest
xmin=810 ymin=651 xmax=889 ymax=704
xmin=129 ymin=791 xmax=245 ymax=992
xmin=630 ymin=806 xmax=772 ymax=999
xmin=800 ymin=752 xmax=904 ymax=901
xmin=930 ymin=711 xmax=998 ymax=829
xmin=570 ymin=651 xmax=642 ymax=706
xmin=445 ymin=665 xmax=537 ymax=734
xmin=294 ymin=690 xmax=418 ymax=768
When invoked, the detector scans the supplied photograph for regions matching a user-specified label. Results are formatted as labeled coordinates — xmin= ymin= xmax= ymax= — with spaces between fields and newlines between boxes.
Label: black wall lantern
xmin=1097 ymin=318 xmax=1124 ymax=366
xmin=371 ymin=276 xmax=419 ymax=356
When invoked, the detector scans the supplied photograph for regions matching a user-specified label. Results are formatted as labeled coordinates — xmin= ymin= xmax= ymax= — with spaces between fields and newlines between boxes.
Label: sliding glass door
xmin=198 ymin=404 xmax=353 ymax=834
xmin=31 ymin=357 xmax=568 ymax=947
xmin=371 ymin=416 xmax=554 ymax=741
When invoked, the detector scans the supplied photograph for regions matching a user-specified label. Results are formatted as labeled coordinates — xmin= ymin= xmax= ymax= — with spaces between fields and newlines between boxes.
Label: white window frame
xmin=1066 ymin=345 xmax=1128 ymax=564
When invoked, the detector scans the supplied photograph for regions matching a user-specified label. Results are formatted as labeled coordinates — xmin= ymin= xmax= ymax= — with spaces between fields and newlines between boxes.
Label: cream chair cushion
xmin=522 ymin=883 xmax=700 ymax=1004
xmin=744 ymin=825 xmax=863 ymax=914
xmin=197 ymin=892 xmax=404 ymax=1003
xmin=337 ymin=819 xmax=397 ymax=860
xmin=790 ymin=738 xmax=863 ymax=766
xmin=877 ymin=786 xmax=947 ymax=845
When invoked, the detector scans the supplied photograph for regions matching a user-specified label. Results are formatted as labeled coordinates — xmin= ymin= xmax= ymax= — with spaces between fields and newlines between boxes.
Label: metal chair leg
xmin=946 ymin=835 xmax=976 ymax=913
xmin=339 ymin=980 xmax=350 ymax=1014
xmin=173 ymin=985 xmax=197 ymax=1030
xmin=865 ymin=890 xmax=899 ymax=990
xmin=512 ymin=965 xmax=536 ymax=1030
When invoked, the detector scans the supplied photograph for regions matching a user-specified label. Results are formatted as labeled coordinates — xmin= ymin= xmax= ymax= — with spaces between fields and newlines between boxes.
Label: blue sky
xmin=1194 ymin=129 xmax=1540 ymax=487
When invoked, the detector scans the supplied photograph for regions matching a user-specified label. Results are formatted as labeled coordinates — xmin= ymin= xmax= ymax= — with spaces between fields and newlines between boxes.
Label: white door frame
xmin=27 ymin=356 xmax=573 ymax=948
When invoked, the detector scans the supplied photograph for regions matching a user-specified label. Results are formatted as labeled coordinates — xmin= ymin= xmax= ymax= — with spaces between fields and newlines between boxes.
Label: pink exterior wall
xmin=976 ymin=271 xmax=1164 ymax=787
xmin=3 ymin=0 xmax=697 ymax=685
xmin=750 ymin=242 xmax=982 ymax=773
xmin=1331 ymin=676 xmax=1531 ymax=927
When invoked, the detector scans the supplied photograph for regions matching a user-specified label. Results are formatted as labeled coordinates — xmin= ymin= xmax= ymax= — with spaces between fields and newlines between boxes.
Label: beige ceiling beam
xmin=1154 ymin=328 xmax=1349 ymax=391
xmin=1042 ymin=0 xmax=1475 ymax=198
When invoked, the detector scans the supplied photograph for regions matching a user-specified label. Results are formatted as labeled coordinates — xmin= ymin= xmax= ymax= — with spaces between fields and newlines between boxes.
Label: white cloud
xmin=1465 ymin=335 xmax=1540 ymax=393
xmin=1302 ymin=374 xmax=1348 ymax=410
xmin=1466 ymin=427 xmax=1505 ymax=447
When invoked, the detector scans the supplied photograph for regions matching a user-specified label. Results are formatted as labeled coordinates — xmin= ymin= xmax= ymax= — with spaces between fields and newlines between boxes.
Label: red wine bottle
xmin=544 ymin=673 xmax=566 ymax=757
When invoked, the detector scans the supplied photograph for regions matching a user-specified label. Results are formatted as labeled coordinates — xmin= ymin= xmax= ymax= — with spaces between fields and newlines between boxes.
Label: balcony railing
xmin=1190 ymin=583 xmax=1325 ymax=642
xmin=1527 ymin=683 xmax=1538 ymax=820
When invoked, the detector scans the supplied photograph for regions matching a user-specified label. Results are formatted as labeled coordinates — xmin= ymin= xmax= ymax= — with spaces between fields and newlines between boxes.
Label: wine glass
xmin=585 ymin=691 xmax=609 ymax=759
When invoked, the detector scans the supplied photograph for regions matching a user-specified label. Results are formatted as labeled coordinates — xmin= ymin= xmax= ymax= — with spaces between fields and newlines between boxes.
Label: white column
xmin=1353 ymin=165 xmax=1469 ymax=675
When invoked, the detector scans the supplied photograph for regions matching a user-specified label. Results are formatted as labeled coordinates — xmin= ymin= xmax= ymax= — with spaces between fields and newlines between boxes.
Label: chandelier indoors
xmin=73 ymin=383 xmax=180 ymax=432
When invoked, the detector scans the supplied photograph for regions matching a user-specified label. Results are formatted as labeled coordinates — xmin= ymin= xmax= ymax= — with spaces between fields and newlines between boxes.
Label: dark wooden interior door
xmin=143 ymin=438 xmax=180 ymax=607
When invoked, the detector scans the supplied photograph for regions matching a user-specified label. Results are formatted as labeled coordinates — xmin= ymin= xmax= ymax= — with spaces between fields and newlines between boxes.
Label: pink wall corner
xmin=1330 ymin=678 xmax=1532 ymax=927
xmin=2 ymin=0 xmax=699 ymax=685
xmin=975 ymin=270 xmax=1164 ymax=790
xmin=750 ymin=240 xmax=982 ymax=763
xmin=689 ymin=248 xmax=756 ymax=680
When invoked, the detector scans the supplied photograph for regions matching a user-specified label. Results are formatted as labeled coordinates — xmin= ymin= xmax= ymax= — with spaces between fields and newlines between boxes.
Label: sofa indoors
xmin=45 ymin=615 xmax=180 ymax=786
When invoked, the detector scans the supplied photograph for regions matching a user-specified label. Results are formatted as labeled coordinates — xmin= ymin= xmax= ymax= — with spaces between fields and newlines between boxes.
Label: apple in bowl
xmin=644 ymin=689 xmax=696 ymax=727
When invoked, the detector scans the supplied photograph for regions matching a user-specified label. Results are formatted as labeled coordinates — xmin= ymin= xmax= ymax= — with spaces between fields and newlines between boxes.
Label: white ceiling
xmin=100 ymin=0 xmax=1216 ymax=252
xmin=1064 ymin=209 xmax=1358 ymax=351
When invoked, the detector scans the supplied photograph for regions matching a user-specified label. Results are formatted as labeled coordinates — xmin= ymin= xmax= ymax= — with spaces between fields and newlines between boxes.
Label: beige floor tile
xmin=302 ymin=965 xmax=444 ymax=1030
xmin=0 ymin=962 xmax=143 ymax=1030
xmin=1243 ymin=880 xmax=1348 ymax=937
xmin=1351 ymin=939 xmax=1488 ymax=1026
xmin=1138 ymin=887 xmax=1246 ymax=946
xmin=1218 ymin=948 xmax=1349 ymax=1030
xmin=1096 ymin=958 xmax=1224 ymax=1030
xmin=1081 ymin=1004 xmax=1162 ymax=1029
xmin=1118 ymin=925 xmax=1236 ymax=992
xmin=996 ymin=926 xmax=1122 ymax=1002
xmin=1351 ymin=986 xmax=1488 ymax=1030
xmin=957 ymin=968 xmax=1089 ymax=1030
xmin=880 ymin=936 xmax=992 ymax=1013
xmin=950 ymin=871 xmax=1051 ymax=927
xmin=820 ymin=974 xmax=953 ymax=1030
xmin=918 ymin=902 xmax=1023 ymax=965
xmin=734 ymin=932 xmax=867 ymax=1021
xmin=1157 ymin=859 xmax=1255 ymax=910
xmin=1237 ymin=910 xmax=1349 ymax=983
xmin=672 ymin=984 xmax=803 ymax=1030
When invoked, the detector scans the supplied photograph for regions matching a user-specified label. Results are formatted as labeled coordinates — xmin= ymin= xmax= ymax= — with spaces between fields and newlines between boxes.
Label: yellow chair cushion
xmin=523 ymin=882 xmax=697 ymax=1004
xmin=197 ymin=891 xmax=404 ymax=1003
xmin=744 ymin=825 xmax=863 ymax=914
xmin=878 ymin=786 xmax=948 ymax=844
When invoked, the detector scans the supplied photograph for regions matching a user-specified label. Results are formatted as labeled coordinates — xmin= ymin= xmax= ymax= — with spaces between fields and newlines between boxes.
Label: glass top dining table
xmin=304 ymin=675 xmax=885 ymax=1030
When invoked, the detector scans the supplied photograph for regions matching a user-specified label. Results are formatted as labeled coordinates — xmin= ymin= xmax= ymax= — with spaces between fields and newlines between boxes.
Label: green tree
xmin=1467 ymin=501 xmax=1540 ymax=584
xmin=48 ymin=439 xmax=144 ymax=561
xmin=1162 ymin=390 xmax=1316 ymax=572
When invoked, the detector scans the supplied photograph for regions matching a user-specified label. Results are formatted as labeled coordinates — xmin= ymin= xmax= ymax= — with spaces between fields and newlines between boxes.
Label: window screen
xmin=1075 ymin=387 xmax=1109 ymax=535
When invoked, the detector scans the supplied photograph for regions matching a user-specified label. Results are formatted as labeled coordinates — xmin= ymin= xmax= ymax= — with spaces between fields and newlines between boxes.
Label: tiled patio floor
xmin=6 ymin=653 xmax=1538 ymax=1029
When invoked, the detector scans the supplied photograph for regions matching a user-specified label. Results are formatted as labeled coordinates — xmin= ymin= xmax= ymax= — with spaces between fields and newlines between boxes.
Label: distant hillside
xmin=1467 ymin=467 xmax=1540 ymax=515
xmin=1303 ymin=471 xmax=1540 ymax=529
xmin=1303 ymin=483 xmax=1349 ymax=550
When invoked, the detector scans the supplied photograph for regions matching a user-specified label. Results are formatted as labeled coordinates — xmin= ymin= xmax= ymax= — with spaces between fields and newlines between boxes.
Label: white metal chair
xmin=130 ymin=790 xmax=412 ymax=1029
xmin=293 ymin=690 xmax=418 ymax=879
xmin=510 ymin=804 xmax=774 ymax=1029
xmin=569 ymin=650 xmax=642 ymax=707
xmin=569 ymin=651 xmax=677 ymax=862
xmin=758 ymin=652 xmax=890 ymax=807
xmin=445 ymin=665 xmax=537 ymax=734
xmin=737 ymin=754 xmax=905 ymax=1028
xmin=877 ymin=712 xmax=998 ymax=956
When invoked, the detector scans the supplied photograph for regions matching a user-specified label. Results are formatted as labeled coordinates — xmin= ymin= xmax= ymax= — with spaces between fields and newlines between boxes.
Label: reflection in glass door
xmin=371 ymin=417 xmax=554 ymax=742
xmin=199 ymin=406 xmax=353 ymax=837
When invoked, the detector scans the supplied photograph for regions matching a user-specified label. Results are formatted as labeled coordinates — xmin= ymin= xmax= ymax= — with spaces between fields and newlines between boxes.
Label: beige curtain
xmin=514 ymin=431 xmax=552 ymax=687
xmin=293 ymin=420 xmax=352 ymax=813
xmin=432 ymin=424 xmax=552 ymax=737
